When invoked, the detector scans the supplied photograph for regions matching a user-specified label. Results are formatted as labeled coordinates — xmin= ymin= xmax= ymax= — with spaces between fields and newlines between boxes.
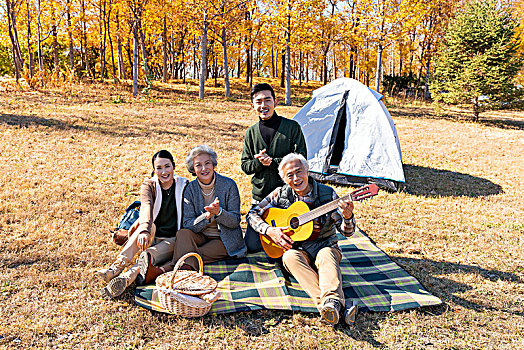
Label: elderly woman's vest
xmin=276 ymin=178 xmax=337 ymax=240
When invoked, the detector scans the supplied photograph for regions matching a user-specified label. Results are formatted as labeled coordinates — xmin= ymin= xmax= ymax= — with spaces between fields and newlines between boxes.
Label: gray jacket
xmin=182 ymin=172 xmax=247 ymax=258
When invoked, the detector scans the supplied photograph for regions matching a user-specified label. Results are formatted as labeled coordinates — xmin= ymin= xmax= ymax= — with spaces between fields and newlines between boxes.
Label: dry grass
xmin=0 ymin=79 xmax=523 ymax=349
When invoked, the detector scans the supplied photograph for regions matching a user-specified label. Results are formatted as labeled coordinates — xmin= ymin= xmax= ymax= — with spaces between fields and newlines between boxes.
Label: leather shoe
xmin=136 ymin=252 xmax=164 ymax=286
xmin=320 ymin=298 xmax=341 ymax=325
xmin=343 ymin=301 xmax=359 ymax=325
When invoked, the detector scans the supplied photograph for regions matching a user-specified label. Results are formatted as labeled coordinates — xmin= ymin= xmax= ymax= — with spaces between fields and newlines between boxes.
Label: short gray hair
xmin=185 ymin=144 xmax=218 ymax=175
xmin=278 ymin=153 xmax=309 ymax=180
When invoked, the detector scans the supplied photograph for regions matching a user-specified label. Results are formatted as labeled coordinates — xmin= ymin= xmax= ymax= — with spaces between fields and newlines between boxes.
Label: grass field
xmin=0 ymin=79 xmax=523 ymax=349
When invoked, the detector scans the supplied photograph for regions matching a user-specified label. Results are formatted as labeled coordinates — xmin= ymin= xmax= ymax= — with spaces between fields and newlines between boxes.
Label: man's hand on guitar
xmin=338 ymin=198 xmax=354 ymax=220
xmin=266 ymin=227 xmax=294 ymax=250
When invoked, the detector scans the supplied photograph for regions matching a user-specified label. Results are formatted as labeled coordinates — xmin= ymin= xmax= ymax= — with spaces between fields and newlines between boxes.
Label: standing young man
xmin=241 ymin=83 xmax=307 ymax=252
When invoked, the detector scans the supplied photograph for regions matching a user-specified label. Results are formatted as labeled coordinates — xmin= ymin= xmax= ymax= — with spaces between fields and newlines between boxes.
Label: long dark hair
xmin=151 ymin=150 xmax=175 ymax=176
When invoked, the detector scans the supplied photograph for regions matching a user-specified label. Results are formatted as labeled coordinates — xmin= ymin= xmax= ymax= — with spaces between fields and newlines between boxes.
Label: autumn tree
xmin=210 ymin=0 xmax=247 ymax=97
xmin=267 ymin=0 xmax=317 ymax=104
xmin=6 ymin=0 xmax=25 ymax=81
xmin=432 ymin=0 xmax=522 ymax=120
xmin=512 ymin=0 xmax=524 ymax=83
xmin=361 ymin=0 xmax=404 ymax=92
xmin=184 ymin=0 xmax=248 ymax=99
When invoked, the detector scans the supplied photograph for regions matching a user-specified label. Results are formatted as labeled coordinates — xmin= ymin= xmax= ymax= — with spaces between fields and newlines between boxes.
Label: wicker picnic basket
xmin=155 ymin=252 xmax=219 ymax=318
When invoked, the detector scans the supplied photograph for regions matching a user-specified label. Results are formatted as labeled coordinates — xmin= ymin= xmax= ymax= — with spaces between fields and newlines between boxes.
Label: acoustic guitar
xmin=259 ymin=183 xmax=379 ymax=258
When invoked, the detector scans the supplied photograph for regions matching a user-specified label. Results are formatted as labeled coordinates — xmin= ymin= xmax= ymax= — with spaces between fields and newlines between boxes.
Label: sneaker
xmin=136 ymin=252 xmax=165 ymax=286
xmin=343 ymin=301 xmax=359 ymax=325
xmin=320 ymin=298 xmax=341 ymax=325
xmin=101 ymin=275 xmax=129 ymax=298
xmin=96 ymin=257 xmax=128 ymax=283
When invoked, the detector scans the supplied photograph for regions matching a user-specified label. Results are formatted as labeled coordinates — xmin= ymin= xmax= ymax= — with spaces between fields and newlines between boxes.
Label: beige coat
xmin=136 ymin=175 xmax=188 ymax=235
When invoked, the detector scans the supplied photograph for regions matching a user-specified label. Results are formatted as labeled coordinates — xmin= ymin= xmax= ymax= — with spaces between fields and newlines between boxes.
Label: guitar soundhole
xmin=290 ymin=217 xmax=299 ymax=230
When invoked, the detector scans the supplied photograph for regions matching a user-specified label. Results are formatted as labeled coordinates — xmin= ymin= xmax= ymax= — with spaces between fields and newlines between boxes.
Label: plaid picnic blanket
xmin=134 ymin=228 xmax=441 ymax=314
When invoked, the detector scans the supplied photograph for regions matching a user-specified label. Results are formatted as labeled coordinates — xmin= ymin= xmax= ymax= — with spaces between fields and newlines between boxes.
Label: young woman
xmin=138 ymin=145 xmax=247 ymax=283
xmin=96 ymin=150 xmax=188 ymax=298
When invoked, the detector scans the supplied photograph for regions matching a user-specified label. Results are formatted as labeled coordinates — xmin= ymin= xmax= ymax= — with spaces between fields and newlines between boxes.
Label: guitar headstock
xmin=350 ymin=183 xmax=379 ymax=202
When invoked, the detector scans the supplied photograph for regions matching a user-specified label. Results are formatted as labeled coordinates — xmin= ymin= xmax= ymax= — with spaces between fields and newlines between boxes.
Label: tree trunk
xmin=162 ymin=16 xmax=168 ymax=83
xmin=237 ymin=52 xmax=241 ymax=79
xmin=305 ymin=53 xmax=309 ymax=83
xmin=236 ymin=40 xmax=241 ymax=78
xmin=214 ymin=54 xmax=218 ymax=87
xmin=222 ymin=27 xmax=230 ymax=98
xmin=170 ymin=33 xmax=175 ymax=79
xmin=375 ymin=42 xmax=383 ymax=92
xmin=285 ymin=15 xmax=291 ymax=106
xmin=199 ymin=21 xmax=208 ymax=100
xmin=193 ymin=36 xmax=197 ymax=79
xmin=81 ymin=0 xmax=89 ymax=77
xmin=398 ymin=41 xmax=403 ymax=76
xmin=473 ymin=98 xmax=479 ymax=121
xmin=7 ymin=0 xmax=24 ymax=82
xmin=271 ymin=38 xmax=275 ymax=78
xmin=52 ymin=11 xmax=59 ymax=76
xmin=322 ymin=54 xmax=328 ymax=85
xmin=99 ymin=0 xmax=106 ymax=80
xmin=26 ymin=0 xmax=34 ymax=78
xmin=280 ymin=50 xmax=285 ymax=88
xmin=137 ymin=11 xmax=150 ymax=85
xmin=349 ymin=47 xmax=354 ymax=79
xmin=181 ymin=40 xmax=186 ymax=83
xmin=249 ymin=43 xmax=253 ymax=88
xmin=67 ymin=0 xmax=74 ymax=71
xmin=126 ymin=35 xmax=133 ymax=76
xmin=333 ymin=49 xmax=337 ymax=79
xmin=107 ymin=6 xmax=116 ymax=79
xmin=299 ymin=51 xmax=302 ymax=86
xmin=133 ymin=24 xmax=139 ymax=96
xmin=424 ymin=42 xmax=432 ymax=100
xmin=116 ymin=12 xmax=126 ymax=79
xmin=245 ymin=38 xmax=250 ymax=83
xmin=37 ymin=0 xmax=44 ymax=71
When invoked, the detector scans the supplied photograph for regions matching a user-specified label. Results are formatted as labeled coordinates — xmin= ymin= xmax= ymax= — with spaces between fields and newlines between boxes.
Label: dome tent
xmin=293 ymin=78 xmax=405 ymax=191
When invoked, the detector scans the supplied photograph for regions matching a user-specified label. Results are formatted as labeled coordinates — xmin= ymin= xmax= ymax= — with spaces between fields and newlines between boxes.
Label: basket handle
xmin=170 ymin=252 xmax=204 ymax=288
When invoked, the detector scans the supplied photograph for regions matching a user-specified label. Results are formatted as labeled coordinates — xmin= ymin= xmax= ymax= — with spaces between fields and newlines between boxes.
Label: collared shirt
xmin=247 ymin=187 xmax=356 ymax=237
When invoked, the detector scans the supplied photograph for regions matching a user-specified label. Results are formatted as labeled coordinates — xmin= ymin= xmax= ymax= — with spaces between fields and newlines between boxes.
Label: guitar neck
xmin=297 ymin=193 xmax=352 ymax=225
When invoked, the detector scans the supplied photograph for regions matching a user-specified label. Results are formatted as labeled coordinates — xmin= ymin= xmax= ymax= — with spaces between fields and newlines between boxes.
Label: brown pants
xmin=282 ymin=246 xmax=344 ymax=310
xmin=166 ymin=228 xmax=229 ymax=271
xmin=117 ymin=223 xmax=176 ymax=282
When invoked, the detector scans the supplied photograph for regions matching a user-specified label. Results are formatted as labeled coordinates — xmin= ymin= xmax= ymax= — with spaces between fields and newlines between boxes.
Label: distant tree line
xmin=2 ymin=0 xmax=523 ymax=104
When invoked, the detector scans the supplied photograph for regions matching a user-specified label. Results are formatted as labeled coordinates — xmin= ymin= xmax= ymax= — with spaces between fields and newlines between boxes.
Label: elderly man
xmin=247 ymin=153 xmax=358 ymax=325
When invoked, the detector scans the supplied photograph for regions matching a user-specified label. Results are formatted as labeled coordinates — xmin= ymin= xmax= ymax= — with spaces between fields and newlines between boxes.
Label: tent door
xmin=324 ymin=90 xmax=349 ymax=174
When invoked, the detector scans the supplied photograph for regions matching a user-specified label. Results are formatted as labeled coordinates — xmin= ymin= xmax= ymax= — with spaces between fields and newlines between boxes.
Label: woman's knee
xmin=176 ymin=228 xmax=194 ymax=241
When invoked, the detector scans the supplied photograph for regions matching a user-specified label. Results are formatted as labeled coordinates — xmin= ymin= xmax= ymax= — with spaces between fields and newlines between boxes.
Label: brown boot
xmin=136 ymin=252 xmax=165 ymax=286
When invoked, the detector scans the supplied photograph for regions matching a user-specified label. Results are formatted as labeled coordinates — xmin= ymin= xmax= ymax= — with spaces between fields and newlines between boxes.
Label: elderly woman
xmin=96 ymin=150 xmax=188 ymax=298
xmin=138 ymin=145 xmax=246 ymax=282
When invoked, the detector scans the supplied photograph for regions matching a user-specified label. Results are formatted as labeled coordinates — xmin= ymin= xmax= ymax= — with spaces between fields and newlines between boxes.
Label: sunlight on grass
xmin=0 ymin=81 xmax=523 ymax=349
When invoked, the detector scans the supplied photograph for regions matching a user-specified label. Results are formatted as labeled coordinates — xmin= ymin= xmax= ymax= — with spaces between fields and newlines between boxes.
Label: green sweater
xmin=241 ymin=114 xmax=307 ymax=201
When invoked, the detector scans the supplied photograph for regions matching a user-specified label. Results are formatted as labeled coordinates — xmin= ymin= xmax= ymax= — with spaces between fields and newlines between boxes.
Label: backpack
xmin=112 ymin=201 xmax=141 ymax=245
